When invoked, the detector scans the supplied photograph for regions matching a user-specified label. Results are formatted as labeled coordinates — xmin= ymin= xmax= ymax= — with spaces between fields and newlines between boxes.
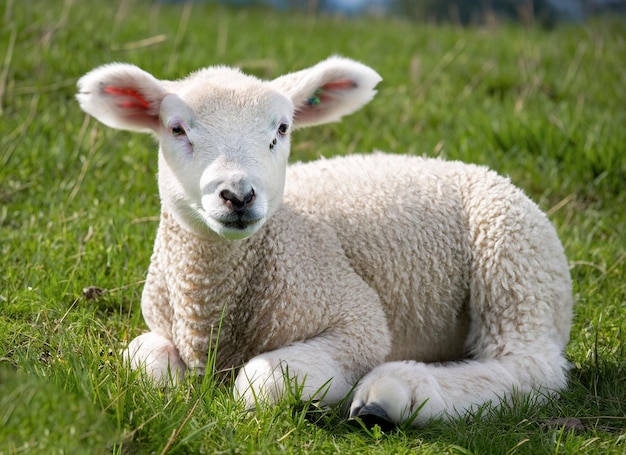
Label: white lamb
xmin=76 ymin=56 xmax=573 ymax=427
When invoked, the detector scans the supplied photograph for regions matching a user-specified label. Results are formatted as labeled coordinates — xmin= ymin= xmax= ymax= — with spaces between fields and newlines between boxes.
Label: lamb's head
xmin=77 ymin=57 xmax=381 ymax=240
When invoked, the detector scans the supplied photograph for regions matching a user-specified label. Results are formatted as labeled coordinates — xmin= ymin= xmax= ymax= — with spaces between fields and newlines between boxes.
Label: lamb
xmin=76 ymin=56 xmax=573 ymax=427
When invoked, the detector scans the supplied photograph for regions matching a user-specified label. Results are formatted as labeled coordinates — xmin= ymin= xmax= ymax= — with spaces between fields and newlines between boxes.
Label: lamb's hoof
xmin=349 ymin=403 xmax=396 ymax=432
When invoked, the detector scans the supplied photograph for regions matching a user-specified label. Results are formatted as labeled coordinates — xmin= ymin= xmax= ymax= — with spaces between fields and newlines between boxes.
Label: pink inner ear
xmin=103 ymin=85 xmax=151 ymax=109
xmin=321 ymin=79 xmax=357 ymax=91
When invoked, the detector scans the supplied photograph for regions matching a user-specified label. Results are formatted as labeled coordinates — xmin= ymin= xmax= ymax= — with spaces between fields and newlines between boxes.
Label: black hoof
xmin=350 ymin=403 xmax=397 ymax=432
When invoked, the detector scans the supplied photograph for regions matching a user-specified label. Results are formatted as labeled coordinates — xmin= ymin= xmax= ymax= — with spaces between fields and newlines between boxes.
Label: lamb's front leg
xmin=124 ymin=332 xmax=187 ymax=384
xmin=349 ymin=343 xmax=569 ymax=427
xmin=124 ymin=245 xmax=190 ymax=383
xmin=234 ymin=328 xmax=390 ymax=409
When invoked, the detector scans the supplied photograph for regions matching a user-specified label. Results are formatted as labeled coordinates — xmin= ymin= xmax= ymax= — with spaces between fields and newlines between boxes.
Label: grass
xmin=0 ymin=0 xmax=624 ymax=453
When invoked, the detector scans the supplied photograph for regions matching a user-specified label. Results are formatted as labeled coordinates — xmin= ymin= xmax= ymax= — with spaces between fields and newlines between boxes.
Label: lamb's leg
xmin=349 ymin=180 xmax=573 ymax=427
xmin=349 ymin=343 xmax=569 ymax=427
xmin=234 ymin=331 xmax=387 ymax=409
xmin=124 ymin=332 xmax=187 ymax=384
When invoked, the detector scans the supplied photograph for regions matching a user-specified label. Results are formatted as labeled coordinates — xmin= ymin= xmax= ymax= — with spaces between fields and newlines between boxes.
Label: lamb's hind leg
xmin=351 ymin=188 xmax=573 ymax=427
xmin=124 ymin=332 xmax=187 ymax=384
xmin=349 ymin=345 xmax=569 ymax=427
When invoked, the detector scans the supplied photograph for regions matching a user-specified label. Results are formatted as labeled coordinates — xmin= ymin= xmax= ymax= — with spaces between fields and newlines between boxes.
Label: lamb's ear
xmin=271 ymin=56 xmax=382 ymax=129
xmin=77 ymin=63 xmax=167 ymax=133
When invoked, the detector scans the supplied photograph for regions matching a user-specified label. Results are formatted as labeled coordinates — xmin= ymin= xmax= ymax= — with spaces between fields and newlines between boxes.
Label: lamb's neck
xmin=159 ymin=210 xmax=256 ymax=267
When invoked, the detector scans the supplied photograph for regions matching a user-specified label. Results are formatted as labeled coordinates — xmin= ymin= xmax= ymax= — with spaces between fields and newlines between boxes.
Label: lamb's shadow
xmin=295 ymin=400 xmax=406 ymax=436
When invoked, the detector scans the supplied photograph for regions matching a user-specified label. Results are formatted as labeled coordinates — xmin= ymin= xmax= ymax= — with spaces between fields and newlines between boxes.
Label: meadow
xmin=0 ymin=0 xmax=624 ymax=453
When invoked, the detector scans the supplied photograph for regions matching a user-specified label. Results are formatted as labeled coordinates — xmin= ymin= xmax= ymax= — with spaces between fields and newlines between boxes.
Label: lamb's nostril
xmin=243 ymin=188 xmax=255 ymax=206
xmin=220 ymin=188 xmax=256 ymax=210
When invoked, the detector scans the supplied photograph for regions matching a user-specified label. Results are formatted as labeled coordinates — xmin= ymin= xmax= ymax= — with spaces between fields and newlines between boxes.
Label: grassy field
xmin=1 ymin=0 xmax=624 ymax=453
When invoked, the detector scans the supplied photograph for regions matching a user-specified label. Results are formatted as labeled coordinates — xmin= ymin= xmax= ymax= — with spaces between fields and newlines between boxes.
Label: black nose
xmin=220 ymin=188 xmax=256 ymax=210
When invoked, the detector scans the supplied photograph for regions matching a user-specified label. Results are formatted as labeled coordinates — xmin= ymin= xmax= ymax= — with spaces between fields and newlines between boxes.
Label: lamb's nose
xmin=220 ymin=188 xmax=256 ymax=210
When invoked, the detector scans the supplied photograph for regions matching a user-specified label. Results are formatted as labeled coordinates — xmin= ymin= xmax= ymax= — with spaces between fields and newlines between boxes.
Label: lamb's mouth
xmin=221 ymin=217 xmax=261 ymax=231
xmin=214 ymin=215 xmax=264 ymax=240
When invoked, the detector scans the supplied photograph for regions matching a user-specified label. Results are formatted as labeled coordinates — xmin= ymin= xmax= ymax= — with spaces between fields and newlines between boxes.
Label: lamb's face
xmin=157 ymin=76 xmax=294 ymax=240
xmin=77 ymin=57 xmax=382 ymax=240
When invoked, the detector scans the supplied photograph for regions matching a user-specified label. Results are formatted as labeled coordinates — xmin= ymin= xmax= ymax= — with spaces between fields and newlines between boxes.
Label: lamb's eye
xmin=277 ymin=123 xmax=289 ymax=136
xmin=171 ymin=125 xmax=186 ymax=137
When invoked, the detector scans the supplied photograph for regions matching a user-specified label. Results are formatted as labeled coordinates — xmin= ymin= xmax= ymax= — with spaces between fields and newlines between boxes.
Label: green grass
xmin=1 ymin=0 xmax=624 ymax=453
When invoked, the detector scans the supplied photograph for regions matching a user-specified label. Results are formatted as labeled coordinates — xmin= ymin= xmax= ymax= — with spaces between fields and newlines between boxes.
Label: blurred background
xmin=178 ymin=0 xmax=625 ymax=25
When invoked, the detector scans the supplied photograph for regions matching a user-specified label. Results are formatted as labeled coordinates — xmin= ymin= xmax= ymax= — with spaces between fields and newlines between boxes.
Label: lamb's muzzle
xmin=218 ymin=186 xmax=259 ymax=231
